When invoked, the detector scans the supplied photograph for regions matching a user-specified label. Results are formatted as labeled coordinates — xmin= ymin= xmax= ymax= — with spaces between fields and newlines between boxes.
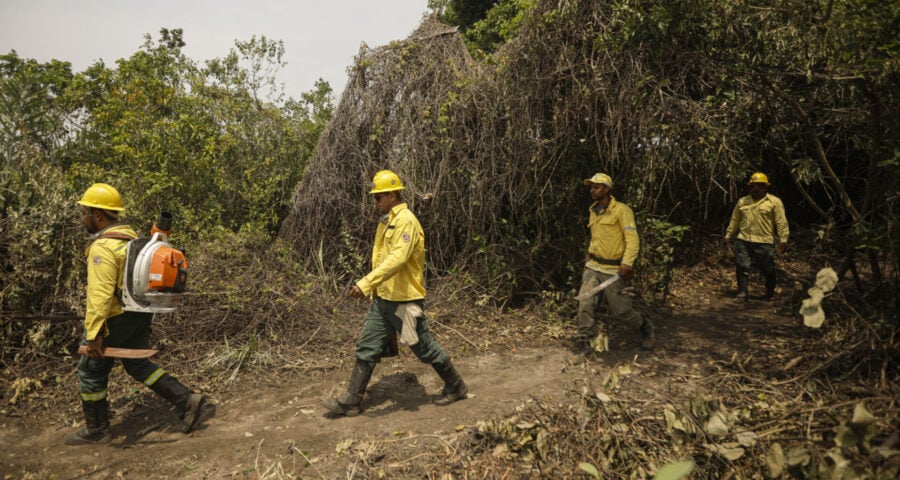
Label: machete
xmin=574 ymin=274 xmax=621 ymax=301
xmin=77 ymin=345 xmax=158 ymax=359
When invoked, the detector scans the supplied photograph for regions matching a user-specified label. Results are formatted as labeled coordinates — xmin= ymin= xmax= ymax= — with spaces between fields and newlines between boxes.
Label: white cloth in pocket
xmin=396 ymin=303 xmax=422 ymax=346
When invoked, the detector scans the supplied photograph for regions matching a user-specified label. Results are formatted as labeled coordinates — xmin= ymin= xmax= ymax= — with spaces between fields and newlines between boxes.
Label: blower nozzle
xmin=150 ymin=211 xmax=174 ymax=237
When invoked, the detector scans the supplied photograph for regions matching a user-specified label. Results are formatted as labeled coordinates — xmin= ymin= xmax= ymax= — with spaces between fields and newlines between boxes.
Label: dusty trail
xmin=3 ymin=296 xmax=795 ymax=479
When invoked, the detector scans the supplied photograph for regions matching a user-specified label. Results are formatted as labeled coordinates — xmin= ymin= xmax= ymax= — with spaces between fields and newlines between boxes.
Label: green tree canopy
xmin=0 ymin=28 xmax=334 ymax=313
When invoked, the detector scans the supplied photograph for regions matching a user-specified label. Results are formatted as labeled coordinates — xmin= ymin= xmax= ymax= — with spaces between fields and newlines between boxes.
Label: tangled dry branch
xmin=281 ymin=7 xmax=759 ymax=298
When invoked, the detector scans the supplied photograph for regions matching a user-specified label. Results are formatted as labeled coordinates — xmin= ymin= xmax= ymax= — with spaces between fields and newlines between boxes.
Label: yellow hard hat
xmin=76 ymin=183 xmax=125 ymax=211
xmin=748 ymin=172 xmax=770 ymax=185
xmin=583 ymin=173 xmax=613 ymax=187
xmin=369 ymin=170 xmax=405 ymax=194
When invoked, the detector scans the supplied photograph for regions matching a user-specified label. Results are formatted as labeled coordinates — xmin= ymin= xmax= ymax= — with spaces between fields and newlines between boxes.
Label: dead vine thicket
xmin=281 ymin=7 xmax=753 ymax=298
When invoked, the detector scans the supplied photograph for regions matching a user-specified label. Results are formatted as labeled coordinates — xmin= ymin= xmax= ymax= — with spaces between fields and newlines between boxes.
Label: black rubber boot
xmin=179 ymin=392 xmax=215 ymax=433
xmin=764 ymin=275 xmax=776 ymax=300
xmin=323 ymin=360 xmax=374 ymax=416
xmin=736 ymin=275 xmax=749 ymax=300
xmin=432 ymin=360 xmax=468 ymax=406
xmin=639 ymin=318 xmax=656 ymax=350
xmin=150 ymin=374 xmax=214 ymax=432
xmin=569 ymin=335 xmax=593 ymax=364
xmin=569 ymin=334 xmax=590 ymax=354
xmin=64 ymin=399 xmax=112 ymax=445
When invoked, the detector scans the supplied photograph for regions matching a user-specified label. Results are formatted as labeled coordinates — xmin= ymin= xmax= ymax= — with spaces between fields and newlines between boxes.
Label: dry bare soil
xmin=3 ymin=264 xmax=825 ymax=479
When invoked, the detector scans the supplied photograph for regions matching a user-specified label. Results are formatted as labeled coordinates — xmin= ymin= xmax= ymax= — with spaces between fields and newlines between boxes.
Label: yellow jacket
xmin=725 ymin=193 xmax=789 ymax=244
xmin=84 ymin=225 xmax=138 ymax=340
xmin=357 ymin=203 xmax=426 ymax=301
xmin=586 ymin=196 xmax=640 ymax=274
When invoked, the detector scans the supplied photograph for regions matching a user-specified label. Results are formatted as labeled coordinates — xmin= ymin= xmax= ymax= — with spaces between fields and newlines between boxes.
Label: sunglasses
xmin=373 ymin=193 xmax=387 ymax=201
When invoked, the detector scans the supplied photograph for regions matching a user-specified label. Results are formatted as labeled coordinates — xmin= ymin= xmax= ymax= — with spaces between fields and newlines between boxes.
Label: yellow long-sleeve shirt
xmin=83 ymin=225 xmax=138 ymax=340
xmin=586 ymin=196 xmax=640 ymax=274
xmin=725 ymin=193 xmax=789 ymax=245
xmin=356 ymin=203 xmax=426 ymax=301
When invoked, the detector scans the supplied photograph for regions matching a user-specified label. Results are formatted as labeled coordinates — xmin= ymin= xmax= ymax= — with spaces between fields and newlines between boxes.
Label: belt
xmin=375 ymin=296 xmax=425 ymax=306
xmin=590 ymin=254 xmax=622 ymax=266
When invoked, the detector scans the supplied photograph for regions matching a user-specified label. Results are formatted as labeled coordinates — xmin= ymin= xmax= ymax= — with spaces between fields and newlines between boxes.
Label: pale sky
xmin=0 ymin=0 xmax=431 ymax=98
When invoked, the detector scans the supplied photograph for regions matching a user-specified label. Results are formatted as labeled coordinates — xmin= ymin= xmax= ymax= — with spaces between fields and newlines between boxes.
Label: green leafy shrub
xmin=635 ymin=214 xmax=690 ymax=299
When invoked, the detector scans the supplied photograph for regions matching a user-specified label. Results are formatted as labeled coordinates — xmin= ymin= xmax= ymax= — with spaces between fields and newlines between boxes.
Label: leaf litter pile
xmin=3 ymin=230 xmax=898 ymax=478
xmin=295 ymin=250 xmax=897 ymax=479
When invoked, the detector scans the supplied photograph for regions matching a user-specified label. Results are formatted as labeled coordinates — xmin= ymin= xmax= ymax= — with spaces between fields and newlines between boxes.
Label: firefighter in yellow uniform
xmin=66 ymin=183 xmax=213 ymax=445
xmin=724 ymin=172 xmax=789 ymax=300
xmin=323 ymin=170 xmax=467 ymax=416
xmin=574 ymin=173 xmax=655 ymax=362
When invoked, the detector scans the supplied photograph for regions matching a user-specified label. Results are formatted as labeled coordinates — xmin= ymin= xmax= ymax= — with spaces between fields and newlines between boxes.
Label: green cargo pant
xmin=77 ymin=311 xmax=167 ymax=401
xmin=733 ymin=239 xmax=776 ymax=293
xmin=576 ymin=267 xmax=643 ymax=340
xmin=355 ymin=298 xmax=449 ymax=366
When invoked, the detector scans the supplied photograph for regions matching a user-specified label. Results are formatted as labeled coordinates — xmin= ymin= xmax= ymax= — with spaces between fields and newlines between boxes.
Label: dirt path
xmin=3 ymin=293 xmax=798 ymax=479
xmin=6 ymin=347 xmax=583 ymax=479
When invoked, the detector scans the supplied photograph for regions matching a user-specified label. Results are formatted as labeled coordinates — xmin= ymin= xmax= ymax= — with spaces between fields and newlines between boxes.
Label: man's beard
xmin=86 ymin=216 xmax=100 ymax=234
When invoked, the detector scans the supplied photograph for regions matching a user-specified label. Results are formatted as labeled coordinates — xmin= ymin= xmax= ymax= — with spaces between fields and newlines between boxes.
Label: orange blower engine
xmin=120 ymin=212 xmax=188 ymax=313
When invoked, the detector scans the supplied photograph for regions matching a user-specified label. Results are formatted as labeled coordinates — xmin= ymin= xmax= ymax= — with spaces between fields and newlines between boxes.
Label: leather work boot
xmin=150 ymin=374 xmax=214 ymax=432
xmin=639 ymin=318 xmax=656 ymax=350
xmin=64 ymin=399 xmax=112 ymax=446
xmin=432 ymin=360 xmax=468 ymax=406
xmin=323 ymin=360 xmax=374 ymax=417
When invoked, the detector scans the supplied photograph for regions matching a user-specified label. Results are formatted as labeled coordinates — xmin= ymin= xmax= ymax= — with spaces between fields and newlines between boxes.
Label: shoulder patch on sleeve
xmin=401 ymin=232 xmax=411 ymax=243
xmin=93 ymin=256 xmax=103 ymax=265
